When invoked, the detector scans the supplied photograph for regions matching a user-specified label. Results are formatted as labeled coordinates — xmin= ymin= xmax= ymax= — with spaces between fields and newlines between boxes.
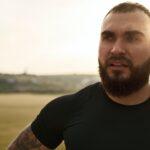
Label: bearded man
xmin=8 ymin=2 xmax=150 ymax=150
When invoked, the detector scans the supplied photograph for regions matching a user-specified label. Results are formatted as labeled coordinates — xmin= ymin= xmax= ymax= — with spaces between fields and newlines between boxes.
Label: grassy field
xmin=0 ymin=93 xmax=66 ymax=150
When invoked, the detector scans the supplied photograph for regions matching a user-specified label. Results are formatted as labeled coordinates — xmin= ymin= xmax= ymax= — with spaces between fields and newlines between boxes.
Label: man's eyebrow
xmin=101 ymin=30 xmax=115 ymax=36
xmin=101 ymin=30 xmax=145 ymax=38
xmin=125 ymin=30 xmax=144 ymax=36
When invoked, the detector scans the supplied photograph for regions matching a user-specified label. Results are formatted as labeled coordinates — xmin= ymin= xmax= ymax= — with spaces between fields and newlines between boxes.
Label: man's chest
xmin=63 ymin=108 xmax=150 ymax=150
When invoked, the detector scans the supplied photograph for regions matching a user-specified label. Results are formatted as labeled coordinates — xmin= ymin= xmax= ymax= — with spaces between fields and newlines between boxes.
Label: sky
xmin=0 ymin=0 xmax=150 ymax=75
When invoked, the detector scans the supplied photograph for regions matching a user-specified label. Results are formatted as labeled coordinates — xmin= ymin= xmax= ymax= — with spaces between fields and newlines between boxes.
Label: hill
xmin=0 ymin=73 xmax=100 ymax=93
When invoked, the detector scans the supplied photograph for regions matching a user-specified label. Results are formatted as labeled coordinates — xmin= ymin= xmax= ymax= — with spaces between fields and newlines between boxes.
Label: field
xmin=0 ymin=94 xmax=65 ymax=150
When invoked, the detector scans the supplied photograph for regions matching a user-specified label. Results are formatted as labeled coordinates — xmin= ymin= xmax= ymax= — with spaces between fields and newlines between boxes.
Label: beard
xmin=99 ymin=56 xmax=150 ymax=97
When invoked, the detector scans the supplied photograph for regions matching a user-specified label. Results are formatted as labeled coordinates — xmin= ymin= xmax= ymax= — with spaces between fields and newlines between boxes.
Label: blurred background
xmin=0 ymin=0 xmax=149 ymax=149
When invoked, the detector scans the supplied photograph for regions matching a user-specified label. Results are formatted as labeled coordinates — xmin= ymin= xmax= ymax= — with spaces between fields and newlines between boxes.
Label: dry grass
xmin=0 ymin=93 xmax=65 ymax=150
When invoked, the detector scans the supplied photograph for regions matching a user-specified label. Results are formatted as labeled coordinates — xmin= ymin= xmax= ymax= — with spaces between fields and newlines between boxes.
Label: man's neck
xmin=106 ymin=83 xmax=150 ymax=106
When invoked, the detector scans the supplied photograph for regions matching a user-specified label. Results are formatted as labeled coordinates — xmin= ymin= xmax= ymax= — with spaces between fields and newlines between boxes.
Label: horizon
xmin=0 ymin=72 xmax=99 ymax=76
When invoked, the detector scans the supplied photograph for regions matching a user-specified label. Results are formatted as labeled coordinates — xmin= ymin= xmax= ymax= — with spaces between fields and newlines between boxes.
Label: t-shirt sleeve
xmin=31 ymin=95 xmax=73 ymax=149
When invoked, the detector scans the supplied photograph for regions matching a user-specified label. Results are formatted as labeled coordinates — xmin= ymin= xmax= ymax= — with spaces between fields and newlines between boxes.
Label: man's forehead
xmin=101 ymin=11 xmax=150 ymax=33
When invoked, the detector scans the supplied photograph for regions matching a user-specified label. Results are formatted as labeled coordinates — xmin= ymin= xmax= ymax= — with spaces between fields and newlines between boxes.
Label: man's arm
xmin=7 ymin=125 xmax=53 ymax=150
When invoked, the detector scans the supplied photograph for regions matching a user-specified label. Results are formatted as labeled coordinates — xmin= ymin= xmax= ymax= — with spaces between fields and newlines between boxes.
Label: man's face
xmin=98 ymin=11 xmax=150 ymax=97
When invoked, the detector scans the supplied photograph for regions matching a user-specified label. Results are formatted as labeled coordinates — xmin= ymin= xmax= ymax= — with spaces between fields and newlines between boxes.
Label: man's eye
xmin=126 ymin=35 xmax=139 ymax=42
xmin=102 ymin=35 xmax=114 ymax=41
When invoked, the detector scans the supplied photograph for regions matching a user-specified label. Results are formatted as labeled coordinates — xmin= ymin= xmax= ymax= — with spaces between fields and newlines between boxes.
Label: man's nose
xmin=110 ymin=39 xmax=126 ymax=55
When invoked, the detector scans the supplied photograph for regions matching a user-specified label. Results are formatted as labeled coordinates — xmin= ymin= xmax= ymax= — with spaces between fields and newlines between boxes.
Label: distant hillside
xmin=0 ymin=73 xmax=100 ymax=93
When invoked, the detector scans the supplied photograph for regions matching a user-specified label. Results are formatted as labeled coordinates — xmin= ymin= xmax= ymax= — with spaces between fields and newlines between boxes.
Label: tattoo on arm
xmin=8 ymin=125 xmax=53 ymax=150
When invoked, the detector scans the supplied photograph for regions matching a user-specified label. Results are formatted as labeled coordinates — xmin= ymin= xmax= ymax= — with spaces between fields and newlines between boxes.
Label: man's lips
xmin=110 ymin=61 xmax=128 ymax=67
xmin=107 ymin=61 xmax=129 ymax=69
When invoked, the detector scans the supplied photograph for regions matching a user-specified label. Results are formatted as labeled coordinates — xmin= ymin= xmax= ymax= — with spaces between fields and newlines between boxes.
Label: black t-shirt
xmin=31 ymin=82 xmax=150 ymax=150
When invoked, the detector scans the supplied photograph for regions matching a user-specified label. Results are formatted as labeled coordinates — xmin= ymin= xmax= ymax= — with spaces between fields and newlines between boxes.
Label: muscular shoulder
xmin=40 ymin=82 xmax=101 ymax=114
xmin=30 ymin=82 xmax=101 ymax=148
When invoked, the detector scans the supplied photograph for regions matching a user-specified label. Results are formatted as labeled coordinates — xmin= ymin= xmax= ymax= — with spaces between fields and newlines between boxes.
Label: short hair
xmin=105 ymin=2 xmax=150 ymax=18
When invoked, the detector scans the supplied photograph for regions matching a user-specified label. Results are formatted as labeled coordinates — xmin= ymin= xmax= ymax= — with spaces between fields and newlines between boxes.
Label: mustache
xmin=105 ymin=55 xmax=133 ymax=67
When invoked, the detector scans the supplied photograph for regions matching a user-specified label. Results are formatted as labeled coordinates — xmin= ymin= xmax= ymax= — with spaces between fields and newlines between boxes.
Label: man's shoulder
xmin=75 ymin=81 xmax=101 ymax=98
xmin=43 ymin=82 xmax=102 ymax=112
xmin=52 ymin=82 xmax=101 ymax=102
xmin=31 ymin=82 xmax=102 ymax=149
